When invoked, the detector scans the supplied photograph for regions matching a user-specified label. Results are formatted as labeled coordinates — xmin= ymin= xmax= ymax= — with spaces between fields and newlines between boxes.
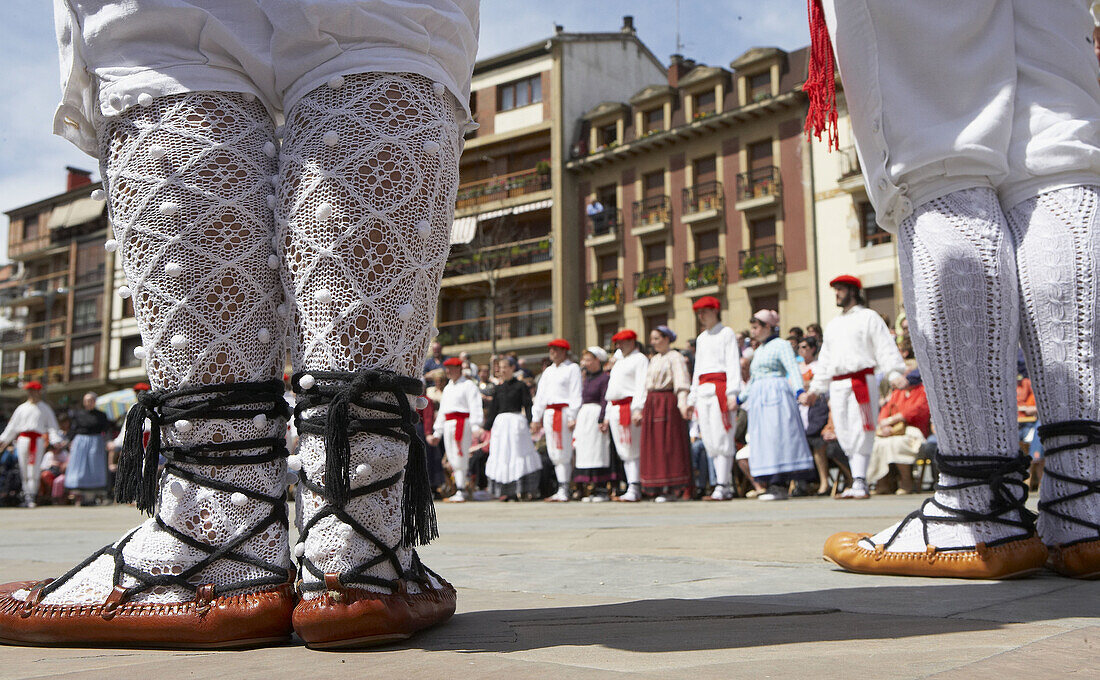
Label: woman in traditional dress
xmin=571 ymin=346 xmax=613 ymax=501
xmin=741 ymin=310 xmax=816 ymax=501
xmin=484 ymin=357 xmax=543 ymax=500
xmin=638 ymin=326 xmax=693 ymax=502
xmin=64 ymin=392 xmax=111 ymax=505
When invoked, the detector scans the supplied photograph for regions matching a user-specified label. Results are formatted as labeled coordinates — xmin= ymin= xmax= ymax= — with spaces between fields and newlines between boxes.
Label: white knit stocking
xmin=1007 ymin=185 xmax=1100 ymax=549
xmin=24 ymin=93 xmax=289 ymax=605
xmin=278 ymin=73 xmax=462 ymax=597
xmin=867 ymin=187 xmax=1029 ymax=553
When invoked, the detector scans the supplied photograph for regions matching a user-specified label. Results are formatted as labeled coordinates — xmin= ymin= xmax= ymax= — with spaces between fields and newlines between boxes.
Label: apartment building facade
xmin=567 ymin=47 xmax=819 ymax=347
xmin=437 ymin=17 xmax=666 ymax=360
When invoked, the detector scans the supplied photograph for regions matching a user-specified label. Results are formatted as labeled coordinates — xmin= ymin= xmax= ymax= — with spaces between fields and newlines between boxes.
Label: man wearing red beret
xmin=0 ymin=381 xmax=64 ymax=507
xmin=801 ymin=276 xmax=907 ymax=500
xmin=687 ymin=296 xmax=742 ymax=500
xmin=604 ymin=329 xmax=648 ymax=501
xmin=531 ymin=339 xmax=582 ymax=502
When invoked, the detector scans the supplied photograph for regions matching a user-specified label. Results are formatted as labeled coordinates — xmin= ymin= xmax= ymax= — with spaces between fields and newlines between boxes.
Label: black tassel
xmin=402 ymin=434 xmax=438 ymax=547
xmin=324 ymin=392 xmax=352 ymax=507
xmin=113 ymin=398 xmax=161 ymax=515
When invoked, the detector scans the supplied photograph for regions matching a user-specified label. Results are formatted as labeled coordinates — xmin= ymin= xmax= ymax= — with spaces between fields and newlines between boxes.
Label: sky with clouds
xmin=0 ymin=0 xmax=809 ymax=260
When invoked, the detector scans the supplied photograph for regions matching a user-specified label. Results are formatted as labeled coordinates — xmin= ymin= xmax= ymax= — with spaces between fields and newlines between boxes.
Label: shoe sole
xmin=305 ymin=632 xmax=412 ymax=650
xmin=822 ymin=555 xmax=1044 ymax=580
xmin=0 ymin=634 xmax=292 ymax=650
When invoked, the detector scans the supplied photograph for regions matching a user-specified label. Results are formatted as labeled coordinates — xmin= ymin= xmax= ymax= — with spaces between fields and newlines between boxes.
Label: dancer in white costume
xmin=604 ymin=329 xmax=649 ymax=502
xmin=687 ymin=296 xmax=742 ymax=501
xmin=0 ymin=382 xmax=64 ymax=507
xmin=572 ymin=347 xmax=613 ymax=501
xmin=803 ymin=275 xmax=907 ymax=500
xmin=531 ymin=339 xmax=582 ymax=503
xmin=429 ymin=357 xmax=484 ymax=502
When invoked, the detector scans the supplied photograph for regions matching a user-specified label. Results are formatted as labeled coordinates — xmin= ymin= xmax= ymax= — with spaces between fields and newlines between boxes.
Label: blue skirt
xmin=745 ymin=377 xmax=814 ymax=480
xmin=65 ymin=433 xmax=107 ymax=490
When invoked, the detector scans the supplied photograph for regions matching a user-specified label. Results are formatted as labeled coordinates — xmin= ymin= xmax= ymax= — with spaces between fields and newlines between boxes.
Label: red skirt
xmin=640 ymin=390 xmax=693 ymax=493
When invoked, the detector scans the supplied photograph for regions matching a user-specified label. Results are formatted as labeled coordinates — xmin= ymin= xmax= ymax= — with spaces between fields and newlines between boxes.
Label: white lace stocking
xmin=26 ymin=93 xmax=289 ymax=605
xmin=1007 ymin=185 xmax=1100 ymax=549
xmin=868 ymin=188 xmax=1027 ymax=553
xmin=277 ymin=73 xmax=462 ymax=596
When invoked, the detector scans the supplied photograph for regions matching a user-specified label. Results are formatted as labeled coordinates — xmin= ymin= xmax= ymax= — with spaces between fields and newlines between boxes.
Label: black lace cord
xmin=1036 ymin=419 xmax=1100 ymax=547
xmin=875 ymin=451 xmax=1036 ymax=551
xmin=39 ymin=380 xmax=291 ymax=606
xmin=291 ymin=369 xmax=438 ymax=594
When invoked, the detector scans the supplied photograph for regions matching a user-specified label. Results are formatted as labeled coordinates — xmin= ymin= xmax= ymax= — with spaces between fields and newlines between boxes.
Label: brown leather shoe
xmin=0 ymin=579 xmax=294 ymax=648
xmin=823 ymin=531 xmax=1048 ymax=579
xmin=293 ymin=571 xmax=456 ymax=649
xmin=1047 ymin=538 xmax=1100 ymax=579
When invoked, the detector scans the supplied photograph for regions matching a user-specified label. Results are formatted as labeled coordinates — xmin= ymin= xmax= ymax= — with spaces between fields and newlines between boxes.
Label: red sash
xmin=18 ymin=431 xmax=44 ymax=465
xmin=546 ymin=403 xmax=569 ymax=449
xmin=444 ymin=411 xmax=470 ymax=455
xmin=698 ymin=372 xmax=731 ymax=430
xmin=833 ymin=367 xmax=875 ymax=431
xmin=610 ymin=398 xmax=633 ymax=444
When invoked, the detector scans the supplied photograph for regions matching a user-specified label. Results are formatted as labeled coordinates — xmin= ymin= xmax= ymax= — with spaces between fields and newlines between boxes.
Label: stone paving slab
xmin=0 ymin=496 xmax=1096 ymax=678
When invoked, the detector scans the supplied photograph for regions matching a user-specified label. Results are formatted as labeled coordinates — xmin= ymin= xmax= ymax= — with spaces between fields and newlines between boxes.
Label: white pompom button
xmin=165 ymin=262 xmax=182 ymax=277
xmin=416 ymin=220 xmax=431 ymax=237
xmin=108 ymin=93 xmax=123 ymax=111
xmin=267 ymin=254 xmax=280 ymax=269
xmin=118 ymin=286 xmax=131 ymax=298
xmin=423 ymin=140 xmax=440 ymax=155
xmin=263 ymin=141 xmax=277 ymax=157
xmin=104 ymin=239 xmax=118 ymax=252
xmin=137 ymin=92 xmax=153 ymax=107
xmin=170 ymin=334 xmax=188 ymax=349
xmin=340 ymin=524 xmax=355 ymax=539
xmin=169 ymin=480 xmax=185 ymax=498
xmin=430 ymin=325 xmax=440 ymax=338
xmin=91 ymin=189 xmax=106 ymax=201
xmin=432 ymin=82 xmax=445 ymax=97
xmin=327 ymin=75 xmax=345 ymax=89
xmin=274 ymin=125 xmax=285 ymax=139
xmin=415 ymin=396 xmax=429 ymax=410
xmin=258 ymin=328 xmax=272 ymax=344
xmin=160 ymin=201 xmax=179 ymax=216
xmin=242 ymin=92 xmax=256 ymax=102
xmin=266 ymin=195 xmax=276 ymax=209
xmin=287 ymin=454 xmax=302 ymax=471
xmin=313 ymin=288 xmax=332 ymax=304
xmin=398 ymin=304 xmax=413 ymax=320
xmin=149 ymin=145 xmax=166 ymax=160
xmin=133 ymin=346 xmax=147 ymax=360
xmin=293 ymin=543 xmax=305 ymax=558
xmin=276 ymin=304 xmax=288 ymax=317
xmin=231 ymin=492 xmax=248 ymax=506
xmin=315 ymin=202 xmax=332 ymax=222
xmin=253 ymin=413 xmax=268 ymax=428
xmin=175 ymin=419 xmax=192 ymax=433
xmin=285 ymin=471 xmax=299 ymax=487
xmin=355 ymin=463 xmax=372 ymax=478
xmin=323 ymin=131 xmax=339 ymax=146
xmin=299 ymin=374 xmax=316 ymax=390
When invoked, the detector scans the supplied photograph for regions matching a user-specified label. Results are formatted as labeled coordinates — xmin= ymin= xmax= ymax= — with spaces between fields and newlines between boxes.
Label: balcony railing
xmin=586 ymin=208 xmax=623 ymax=238
xmin=839 ymin=146 xmax=861 ymax=178
xmin=738 ymin=244 xmax=785 ymax=279
xmin=1 ymin=318 xmax=68 ymax=345
xmin=444 ymin=236 xmax=552 ymax=277
xmin=1 ymin=366 xmax=66 ymax=388
xmin=454 ymin=168 xmax=551 ymax=210
xmin=74 ymin=263 xmax=106 ymax=287
xmin=435 ymin=308 xmax=553 ymax=346
xmin=633 ymin=267 xmax=672 ymax=299
xmin=0 ymin=272 xmax=70 ymax=304
xmin=585 ymin=278 xmax=621 ymax=308
xmin=682 ymin=181 xmax=724 ymax=215
xmin=735 ymin=166 xmax=782 ymax=202
xmin=684 ymin=256 xmax=726 ymax=290
xmin=632 ymin=195 xmax=671 ymax=227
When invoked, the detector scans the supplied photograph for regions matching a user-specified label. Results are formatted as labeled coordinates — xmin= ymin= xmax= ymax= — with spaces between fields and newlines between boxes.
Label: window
xmin=644 ymin=241 xmax=666 ymax=268
xmin=71 ymin=341 xmax=97 ymax=379
xmin=750 ymin=293 xmax=779 ymax=316
xmin=120 ymin=335 xmax=143 ymax=368
xmin=749 ymin=72 xmax=771 ymax=102
xmin=498 ymin=74 xmax=542 ymax=111
xmin=643 ymin=171 xmax=664 ymax=198
xmin=21 ymin=213 xmax=39 ymax=241
xmin=643 ymin=312 xmax=669 ymax=341
xmin=644 ymin=107 xmax=664 ymax=133
xmin=75 ymin=241 xmax=106 ymax=286
xmin=693 ymin=156 xmax=717 ymax=186
xmin=2 ymin=350 xmax=21 ymax=378
xmin=749 ymin=217 xmax=776 ymax=249
xmin=598 ymin=122 xmax=618 ymax=148
xmin=597 ymin=253 xmax=618 ymax=279
xmin=73 ymin=295 xmax=101 ymax=333
xmin=596 ymin=321 xmax=618 ymax=349
xmin=694 ymin=90 xmax=716 ymax=116
xmin=865 ymin=285 xmax=895 ymax=327
xmin=695 ymin=230 xmax=720 ymax=260
xmin=858 ymin=201 xmax=891 ymax=246
xmin=748 ymin=139 xmax=773 ymax=169
xmin=596 ymin=184 xmax=618 ymax=211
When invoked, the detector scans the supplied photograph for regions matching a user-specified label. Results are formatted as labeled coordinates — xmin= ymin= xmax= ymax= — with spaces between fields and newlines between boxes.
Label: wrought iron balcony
xmin=682 ymin=181 xmax=724 ymax=215
xmin=435 ymin=308 xmax=553 ymax=347
xmin=684 ymin=256 xmax=726 ymax=290
xmin=454 ymin=168 xmax=551 ymax=210
xmin=735 ymin=166 xmax=782 ymax=203
xmin=585 ymin=278 xmax=621 ymax=308
xmin=738 ymin=244 xmax=785 ymax=279
xmin=586 ymin=208 xmax=623 ymax=238
xmin=631 ymin=195 xmax=671 ymax=227
xmin=633 ymin=267 xmax=672 ymax=299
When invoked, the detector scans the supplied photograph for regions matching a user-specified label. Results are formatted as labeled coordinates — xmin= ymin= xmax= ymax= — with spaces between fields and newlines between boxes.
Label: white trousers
xmin=541 ymin=411 xmax=574 ymax=466
xmin=822 ymin=0 xmax=1100 ymax=230
xmin=54 ymin=0 xmax=480 ymax=156
xmin=608 ymin=403 xmax=641 ymax=462
xmin=441 ymin=420 xmax=471 ymax=473
xmin=694 ymin=391 xmax=735 ymax=459
xmin=828 ymin=376 xmax=879 ymax=480
xmin=15 ymin=436 xmax=43 ymax=500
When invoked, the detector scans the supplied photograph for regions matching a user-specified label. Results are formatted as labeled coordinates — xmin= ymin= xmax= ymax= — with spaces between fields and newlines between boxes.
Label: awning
xmin=450 ymin=216 xmax=478 ymax=245
xmin=451 ymin=198 xmax=552 ymax=245
xmin=47 ymin=197 xmax=105 ymax=230
xmin=96 ymin=388 xmax=137 ymax=421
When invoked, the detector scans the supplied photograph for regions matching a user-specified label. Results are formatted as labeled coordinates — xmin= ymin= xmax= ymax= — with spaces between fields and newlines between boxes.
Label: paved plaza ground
xmin=1 ymin=495 xmax=1097 ymax=679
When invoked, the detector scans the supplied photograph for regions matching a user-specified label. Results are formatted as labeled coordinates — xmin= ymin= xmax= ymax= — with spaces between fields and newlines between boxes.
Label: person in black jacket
xmin=483 ymin=357 xmax=543 ymax=500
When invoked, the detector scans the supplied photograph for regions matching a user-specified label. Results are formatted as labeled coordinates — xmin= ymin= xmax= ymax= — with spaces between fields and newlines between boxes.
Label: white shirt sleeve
xmin=43 ymin=405 xmax=65 ymax=445
xmin=467 ymin=382 xmax=484 ymax=431
xmin=632 ymin=354 xmax=649 ymax=412
xmin=531 ymin=371 xmax=547 ymax=422
xmin=869 ymin=314 xmax=907 ymax=383
xmin=810 ymin=334 xmax=834 ymax=395
xmin=724 ymin=330 xmax=742 ymax=398
xmin=0 ymin=406 xmax=23 ymax=449
xmin=1092 ymin=1 xmax=1100 ymax=26
xmin=566 ymin=363 xmax=582 ymax=422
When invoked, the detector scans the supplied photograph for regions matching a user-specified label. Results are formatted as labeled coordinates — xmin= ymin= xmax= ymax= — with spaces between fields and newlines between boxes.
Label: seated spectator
xmin=37 ymin=447 xmax=68 ymax=506
xmin=1016 ymin=371 xmax=1044 ymax=490
xmin=867 ymin=368 xmax=931 ymax=494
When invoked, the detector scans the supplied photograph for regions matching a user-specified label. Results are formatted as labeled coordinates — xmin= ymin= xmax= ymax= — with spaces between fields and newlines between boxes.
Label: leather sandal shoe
xmin=823 ymin=531 xmax=1048 ymax=579
xmin=1047 ymin=538 xmax=1100 ymax=579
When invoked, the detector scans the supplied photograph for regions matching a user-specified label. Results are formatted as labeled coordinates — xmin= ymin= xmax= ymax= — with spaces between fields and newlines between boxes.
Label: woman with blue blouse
xmin=741 ymin=310 xmax=816 ymax=500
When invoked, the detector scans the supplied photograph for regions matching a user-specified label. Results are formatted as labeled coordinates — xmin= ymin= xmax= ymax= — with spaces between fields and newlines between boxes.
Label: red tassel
xmin=804 ymin=0 xmax=839 ymax=151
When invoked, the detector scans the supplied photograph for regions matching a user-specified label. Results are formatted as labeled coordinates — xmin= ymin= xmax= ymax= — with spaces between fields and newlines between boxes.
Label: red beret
xmin=830 ymin=274 xmax=862 ymax=290
xmin=23 ymin=381 xmax=43 ymax=391
xmin=692 ymin=296 xmax=721 ymax=311
xmin=548 ymin=338 xmax=570 ymax=350
xmin=611 ymin=329 xmax=637 ymax=343
xmin=442 ymin=357 xmax=464 ymax=367
xmin=132 ymin=382 xmax=151 ymax=392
